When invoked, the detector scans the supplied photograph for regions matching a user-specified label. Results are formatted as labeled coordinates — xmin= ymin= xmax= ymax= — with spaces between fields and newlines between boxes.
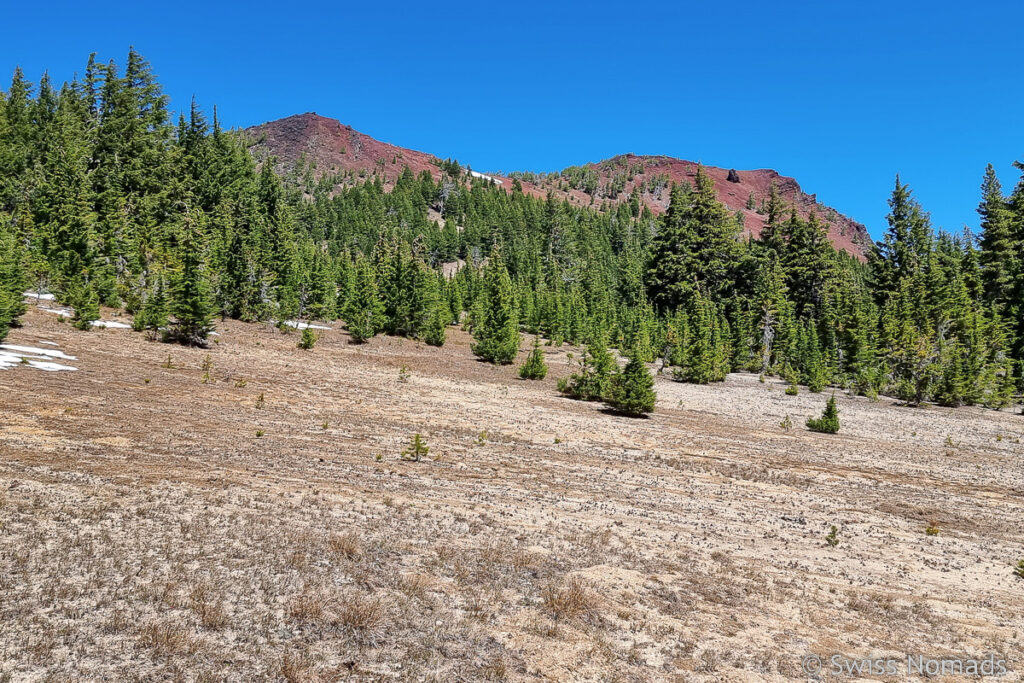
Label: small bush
xmin=807 ymin=393 xmax=840 ymax=433
xmin=297 ymin=327 xmax=317 ymax=350
xmin=255 ymin=429 xmax=265 ymax=438
xmin=401 ymin=433 xmax=429 ymax=461
xmin=785 ymin=383 xmax=798 ymax=396
xmin=603 ymin=354 xmax=656 ymax=417
xmin=780 ymin=415 xmax=793 ymax=432
xmin=825 ymin=525 xmax=839 ymax=547
xmin=518 ymin=337 xmax=548 ymax=380
xmin=1014 ymin=559 xmax=1024 ymax=579
xmin=925 ymin=522 xmax=940 ymax=536
xmin=201 ymin=355 xmax=215 ymax=384
xmin=398 ymin=365 xmax=410 ymax=383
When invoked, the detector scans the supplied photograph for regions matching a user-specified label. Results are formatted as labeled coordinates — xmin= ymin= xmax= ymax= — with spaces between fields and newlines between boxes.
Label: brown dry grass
xmin=0 ymin=307 xmax=1022 ymax=680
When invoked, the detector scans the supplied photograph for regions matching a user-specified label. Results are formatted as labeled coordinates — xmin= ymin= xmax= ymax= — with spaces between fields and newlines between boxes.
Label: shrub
xmin=825 ymin=525 xmax=839 ymax=547
xmin=518 ymin=337 xmax=548 ymax=380
xmin=807 ymin=393 xmax=840 ymax=433
xmin=401 ymin=433 xmax=429 ymax=461
xmin=298 ymin=327 xmax=317 ymax=350
xmin=1014 ymin=559 xmax=1024 ymax=579
xmin=604 ymin=354 xmax=656 ymax=417
xmin=785 ymin=383 xmax=798 ymax=396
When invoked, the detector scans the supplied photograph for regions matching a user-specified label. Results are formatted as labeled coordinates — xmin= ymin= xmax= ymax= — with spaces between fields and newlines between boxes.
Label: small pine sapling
xmin=518 ymin=337 xmax=548 ymax=380
xmin=401 ymin=433 xmax=430 ymax=462
xmin=806 ymin=393 xmax=840 ymax=434
xmin=298 ymin=327 xmax=317 ymax=350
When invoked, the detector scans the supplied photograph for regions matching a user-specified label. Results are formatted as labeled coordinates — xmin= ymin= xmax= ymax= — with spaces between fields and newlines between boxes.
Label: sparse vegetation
xmin=518 ymin=337 xmax=548 ymax=380
xmin=401 ymin=433 xmax=429 ymax=461
xmin=807 ymin=394 xmax=840 ymax=433
xmin=826 ymin=525 xmax=840 ymax=547
xmin=298 ymin=327 xmax=317 ymax=350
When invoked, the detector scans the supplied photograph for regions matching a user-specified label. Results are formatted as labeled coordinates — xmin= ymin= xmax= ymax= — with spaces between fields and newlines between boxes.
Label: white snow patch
xmin=23 ymin=291 xmax=56 ymax=301
xmin=0 ymin=348 xmax=77 ymax=372
xmin=0 ymin=344 xmax=78 ymax=361
xmin=40 ymin=307 xmax=72 ymax=317
xmin=281 ymin=320 xmax=332 ymax=330
xmin=39 ymin=341 xmax=59 ymax=346
xmin=92 ymin=320 xmax=132 ymax=329
xmin=469 ymin=170 xmax=503 ymax=185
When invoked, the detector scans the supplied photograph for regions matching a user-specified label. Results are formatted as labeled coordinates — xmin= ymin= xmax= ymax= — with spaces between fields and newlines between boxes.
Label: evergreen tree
xmin=345 ymin=253 xmax=384 ymax=343
xmin=132 ymin=276 xmax=168 ymax=338
xmin=604 ymin=352 xmax=656 ymax=416
xmin=518 ymin=336 xmax=548 ymax=379
xmin=559 ymin=332 xmax=616 ymax=400
xmin=166 ymin=212 xmax=214 ymax=346
xmin=806 ymin=393 xmax=840 ymax=433
xmin=472 ymin=247 xmax=520 ymax=364
xmin=977 ymin=164 xmax=1016 ymax=308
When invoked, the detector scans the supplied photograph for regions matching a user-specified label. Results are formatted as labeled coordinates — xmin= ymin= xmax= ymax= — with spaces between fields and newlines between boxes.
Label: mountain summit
xmin=247 ymin=113 xmax=871 ymax=257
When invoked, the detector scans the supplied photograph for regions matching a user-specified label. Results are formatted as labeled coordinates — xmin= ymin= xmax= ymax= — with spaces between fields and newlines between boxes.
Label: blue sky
xmin=3 ymin=1 xmax=1022 ymax=240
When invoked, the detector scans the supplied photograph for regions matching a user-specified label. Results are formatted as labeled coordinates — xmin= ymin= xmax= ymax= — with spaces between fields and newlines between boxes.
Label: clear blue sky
xmin=3 ymin=1 xmax=1023 ymax=240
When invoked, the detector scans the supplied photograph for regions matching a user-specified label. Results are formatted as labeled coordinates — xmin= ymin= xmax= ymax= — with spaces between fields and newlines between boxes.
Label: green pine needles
xmin=604 ymin=353 xmax=656 ymax=417
xmin=298 ymin=327 xmax=317 ymax=350
xmin=471 ymin=248 xmax=520 ymax=364
xmin=518 ymin=337 xmax=548 ymax=380
xmin=806 ymin=393 xmax=840 ymax=433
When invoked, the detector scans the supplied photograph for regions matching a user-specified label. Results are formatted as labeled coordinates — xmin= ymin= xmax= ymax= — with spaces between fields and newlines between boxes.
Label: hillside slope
xmin=247 ymin=113 xmax=872 ymax=257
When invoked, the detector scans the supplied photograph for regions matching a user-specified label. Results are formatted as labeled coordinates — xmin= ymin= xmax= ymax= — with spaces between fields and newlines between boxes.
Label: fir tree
xmin=472 ymin=247 xmax=520 ymax=364
xmin=806 ymin=393 xmax=840 ymax=433
xmin=166 ymin=212 xmax=214 ymax=346
xmin=604 ymin=352 xmax=656 ymax=417
xmin=558 ymin=333 xmax=616 ymax=400
xmin=345 ymin=254 xmax=384 ymax=343
xmin=518 ymin=336 xmax=548 ymax=380
xmin=132 ymin=276 xmax=168 ymax=338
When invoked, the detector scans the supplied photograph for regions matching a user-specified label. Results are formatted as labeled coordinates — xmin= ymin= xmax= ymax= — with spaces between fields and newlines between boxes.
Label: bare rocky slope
xmin=247 ymin=113 xmax=872 ymax=258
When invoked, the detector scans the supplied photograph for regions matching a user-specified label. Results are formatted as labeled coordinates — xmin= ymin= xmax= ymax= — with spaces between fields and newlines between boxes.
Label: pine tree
xmin=806 ymin=393 xmax=840 ymax=433
xmin=0 ymin=223 xmax=28 ymax=338
xmin=298 ymin=327 xmax=316 ymax=350
xmin=345 ymin=254 xmax=384 ymax=343
xmin=977 ymin=164 xmax=1015 ymax=307
xmin=604 ymin=352 xmax=656 ymax=417
xmin=132 ymin=276 xmax=168 ymax=338
xmin=166 ymin=212 xmax=214 ymax=346
xmin=472 ymin=247 xmax=520 ymax=364
xmin=518 ymin=336 xmax=548 ymax=379
xmin=558 ymin=332 xmax=616 ymax=400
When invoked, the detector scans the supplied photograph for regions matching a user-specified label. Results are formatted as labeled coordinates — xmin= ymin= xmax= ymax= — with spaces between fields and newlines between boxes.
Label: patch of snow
xmin=0 ymin=349 xmax=77 ymax=372
xmin=92 ymin=320 xmax=132 ymax=329
xmin=23 ymin=291 xmax=55 ymax=301
xmin=469 ymin=170 xmax=503 ymax=185
xmin=38 ymin=341 xmax=59 ymax=346
xmin=25 ymin=359 xmax=78 ymax=372
xmin=39 ymin=307 xmax=72 ymax=317
xmin=280 ymin=320 xmax=332 ymax=330
xmin=0 ymin=344 xmax=77 ymax=361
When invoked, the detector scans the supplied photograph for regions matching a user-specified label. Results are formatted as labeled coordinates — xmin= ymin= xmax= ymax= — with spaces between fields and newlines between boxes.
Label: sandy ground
xmin=0 ymin=306 xmax=1022 ymax=682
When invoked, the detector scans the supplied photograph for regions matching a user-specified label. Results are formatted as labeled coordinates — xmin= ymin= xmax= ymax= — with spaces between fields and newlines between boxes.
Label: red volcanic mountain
xmin=246 ymin=113 xmax=872 ymax=258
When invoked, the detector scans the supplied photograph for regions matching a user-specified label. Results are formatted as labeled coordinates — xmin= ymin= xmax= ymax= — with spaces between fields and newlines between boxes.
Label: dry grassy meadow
xmin=1 ymin=306 xmax=1022 ymax=681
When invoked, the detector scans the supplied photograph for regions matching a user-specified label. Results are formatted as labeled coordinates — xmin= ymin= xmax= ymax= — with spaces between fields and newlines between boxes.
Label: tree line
xmin=1 ymin=51 xmax=1022 ymax=411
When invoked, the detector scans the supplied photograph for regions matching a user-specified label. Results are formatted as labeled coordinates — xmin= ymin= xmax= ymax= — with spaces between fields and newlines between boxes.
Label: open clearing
xmin=1 ymin=307 xmax=1022 ymax=681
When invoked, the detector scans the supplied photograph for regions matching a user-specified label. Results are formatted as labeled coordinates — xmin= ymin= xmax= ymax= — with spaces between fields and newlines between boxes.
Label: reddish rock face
xmin=247 ymin=113 xmax=872 ymax=259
